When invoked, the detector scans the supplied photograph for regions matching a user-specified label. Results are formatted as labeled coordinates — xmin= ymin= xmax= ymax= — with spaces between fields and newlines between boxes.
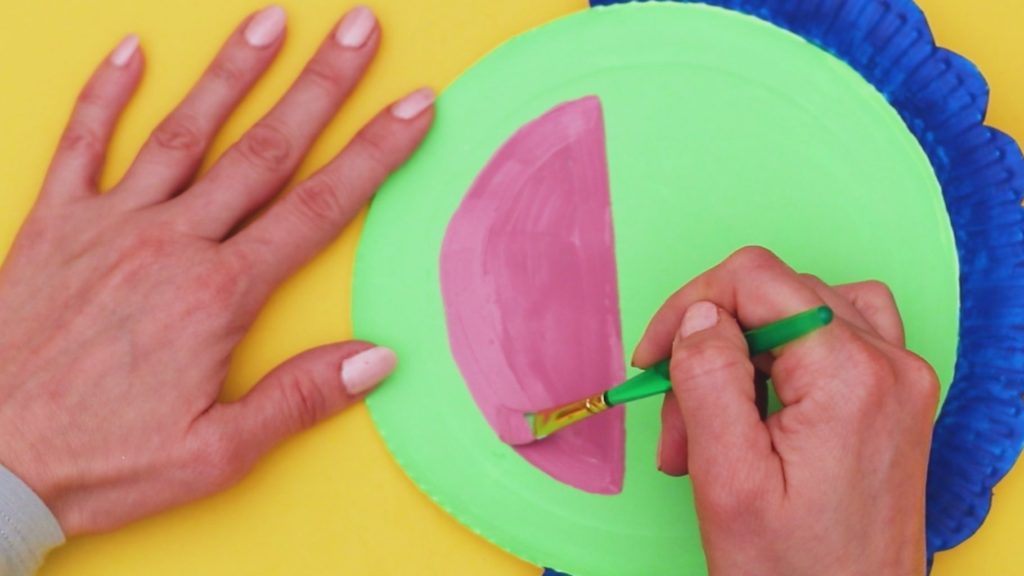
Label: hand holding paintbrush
xmin=503 ymin=305 xmax=835 ymax=445
xmin=632 ymin=248 xmax=939 ymax=575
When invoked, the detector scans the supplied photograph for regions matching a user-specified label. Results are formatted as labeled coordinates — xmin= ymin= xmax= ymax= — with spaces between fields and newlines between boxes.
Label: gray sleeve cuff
xmin=0 ymin=464 xmax=65 ymax=576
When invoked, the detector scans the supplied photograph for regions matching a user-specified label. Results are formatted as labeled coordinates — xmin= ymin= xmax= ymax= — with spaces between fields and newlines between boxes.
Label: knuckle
xmin=76 ymin=82 xmax=107 ymax=107
xmin=291 ymin=176 xmax=344 ymax=226
xmin=192 ymin=263 xmax=246 ymax=312
xmin=351 ymin=128 xmax=393 ymax=174
xmin=209 ymin=57 xmax=247 ymax=88
xmin=771 ymin=407 xmax=808 ymax=438
xmin=224 ymin=238 xmax=271 ymax=286
xmin=900 ymin=352 xmax=941 ymax=407
xmin=860 ymin=279 xmax=896 ymax=304
xmin=219 ymin=242 xmax=254 ymax=280
xmin=729 ymin=246 xmax=782 ymax=273
xmin=303 ymin=60 xmax=349 ymax=93
xmin=59 ymin=126 xmax=103 ymax=158
xmin=216 ymin=249 xmax=258 ymax=310
xmin=277 ymin=372 xmax=329 ymax=432
xmin=798 ymin=273 xmax=825 ymax=287
xmin=843 ymin=340 xmax=895 ymax=407
xmin=238 ymin=123 xmax=294 ymax=171
xmin=153 ymin=115 xmax=206 ymax=154
xmin=672 ymin=341 xmax=751 ymax=385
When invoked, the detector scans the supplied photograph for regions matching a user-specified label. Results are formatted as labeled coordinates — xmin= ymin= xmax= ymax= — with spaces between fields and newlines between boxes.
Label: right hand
xmin=633 ymin=247 xmax=939 ymax=575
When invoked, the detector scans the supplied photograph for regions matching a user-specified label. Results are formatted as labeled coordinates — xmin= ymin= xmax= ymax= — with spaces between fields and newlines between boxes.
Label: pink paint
xmin=440 ymin=96 xmax=626 ymax=494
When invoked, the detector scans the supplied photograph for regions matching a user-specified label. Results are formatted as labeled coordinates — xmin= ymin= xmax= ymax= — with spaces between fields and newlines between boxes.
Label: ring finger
xmin=115 ymin=6 xmax=288 ymax=207
xmin=175 ymin=5 xmax=381 ymax=239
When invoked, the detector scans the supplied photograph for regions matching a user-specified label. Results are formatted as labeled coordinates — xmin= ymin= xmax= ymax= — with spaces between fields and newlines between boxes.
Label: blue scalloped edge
xmin=583 ymin=0 xmax=1024 ymax=564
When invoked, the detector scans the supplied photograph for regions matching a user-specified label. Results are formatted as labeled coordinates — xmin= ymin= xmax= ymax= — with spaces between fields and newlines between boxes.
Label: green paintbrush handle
xmin=605 ymin=305 xmax=834 ymax=406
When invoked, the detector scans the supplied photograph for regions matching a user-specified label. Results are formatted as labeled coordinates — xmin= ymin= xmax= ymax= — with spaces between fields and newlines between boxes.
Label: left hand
xmin=0 ymin=5 xmax=433 ymax=536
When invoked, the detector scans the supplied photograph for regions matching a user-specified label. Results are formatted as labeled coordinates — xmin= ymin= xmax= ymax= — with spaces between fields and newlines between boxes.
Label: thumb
xmin=195 ymin=342 xmax=395 ymax=478
xmin=670 ymin=302 xmax=779 ymax=513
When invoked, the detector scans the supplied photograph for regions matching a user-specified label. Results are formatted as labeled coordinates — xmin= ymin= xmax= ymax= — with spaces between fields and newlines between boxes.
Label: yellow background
xmin=0 ymin=0 xmax=1019 ymax=574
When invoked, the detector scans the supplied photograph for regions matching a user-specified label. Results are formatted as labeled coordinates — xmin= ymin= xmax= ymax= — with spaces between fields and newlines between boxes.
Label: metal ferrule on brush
xmin=530 ymin=393 xmax=610 ymax=439
xmin=519 ymin=306 xmax=834 ymax=444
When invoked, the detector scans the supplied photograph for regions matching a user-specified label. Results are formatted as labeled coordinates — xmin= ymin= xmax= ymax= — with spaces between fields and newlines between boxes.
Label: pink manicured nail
xmin=109 ymin=34 xmax=139 ymax=67
xmin=680 ymin=301 xmax=719 ymax=338
xmin=335 ymin=5 xmax=376 ymax=48
xmin=244 ymin=5 xmax=286 ymax=48
xmin=390 ymin=88 xmax=435 ymax=120
xmin=341 ymin=346 xmax=397 ymax=395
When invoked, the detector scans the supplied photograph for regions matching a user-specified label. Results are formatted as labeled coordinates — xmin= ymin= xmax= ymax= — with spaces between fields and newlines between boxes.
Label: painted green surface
xmin=354 ymin=4 xmax=959 ymax=575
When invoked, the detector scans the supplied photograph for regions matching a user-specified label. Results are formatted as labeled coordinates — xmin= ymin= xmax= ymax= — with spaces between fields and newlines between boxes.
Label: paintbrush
xmin=502 ymin=305 xmax=834 ymax=446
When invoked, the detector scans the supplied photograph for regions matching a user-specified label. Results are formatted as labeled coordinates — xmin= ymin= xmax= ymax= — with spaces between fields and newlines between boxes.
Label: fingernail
xmin=335 ymin=5 xmax=376 ymax=48
xmin=109 ymin=34 xmax=139 ymax=67
xmin=341 ymin=346 xmax=397 ymax=395
xmin=391 ymin=87 xmax=435 ymax=120
xmin=245 ymin=5 xmax=286 ymax=48
xmin=681 ymin=301 xmax=719 ymax=338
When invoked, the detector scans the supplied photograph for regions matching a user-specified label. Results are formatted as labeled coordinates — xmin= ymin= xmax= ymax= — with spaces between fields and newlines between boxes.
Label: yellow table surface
xmin=0 ymin=1 xmax=1020 ymax=574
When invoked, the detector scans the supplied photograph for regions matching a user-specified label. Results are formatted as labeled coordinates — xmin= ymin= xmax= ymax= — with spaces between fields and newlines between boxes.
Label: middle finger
xmin=797 ymin=273 xmax=877 ymax=336
xmin=175 ymin=5 xmax=380 ymax=239
xmin=114 ymin=6 xmax=287 ymax=207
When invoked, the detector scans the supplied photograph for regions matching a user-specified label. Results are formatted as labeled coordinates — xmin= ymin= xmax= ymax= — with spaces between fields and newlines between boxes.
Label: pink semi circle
xmin=439 ymin=96 xmax=626 ymax=494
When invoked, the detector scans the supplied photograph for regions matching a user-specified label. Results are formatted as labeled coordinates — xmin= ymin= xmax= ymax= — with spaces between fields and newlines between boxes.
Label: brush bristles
xmin=529 ymin=393 xmax=609 ymax=439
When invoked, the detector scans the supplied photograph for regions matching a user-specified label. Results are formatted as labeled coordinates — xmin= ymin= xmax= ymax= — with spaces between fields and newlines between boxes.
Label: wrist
xmin=0 ymin=425 xmax=69 ymax=533
xmin=0 ymin=462 xmax=65 ymax=575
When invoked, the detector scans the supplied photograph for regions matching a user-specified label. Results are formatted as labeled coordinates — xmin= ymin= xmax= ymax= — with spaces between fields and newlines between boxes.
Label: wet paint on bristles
xmin=528 ymin=392 xmax=611 ymax=441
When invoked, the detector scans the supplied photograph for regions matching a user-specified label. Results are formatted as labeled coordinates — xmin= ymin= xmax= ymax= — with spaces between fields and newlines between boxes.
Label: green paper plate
xmin=354 ymin=4 xmax=958 ymax=575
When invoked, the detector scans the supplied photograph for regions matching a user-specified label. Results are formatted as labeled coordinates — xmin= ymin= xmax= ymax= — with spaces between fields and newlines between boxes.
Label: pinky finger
xmin=834 ymin=281 xmax=906 ymax=347
xmin=42 ymin=34 xmax=143 ymax=201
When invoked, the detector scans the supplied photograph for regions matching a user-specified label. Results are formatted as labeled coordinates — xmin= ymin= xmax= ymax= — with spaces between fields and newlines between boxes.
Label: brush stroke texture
xmin=440 ymin=96 xmax=626 ymax=494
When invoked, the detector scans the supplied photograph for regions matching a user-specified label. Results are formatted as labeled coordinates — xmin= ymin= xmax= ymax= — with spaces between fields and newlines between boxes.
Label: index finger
xmin=632 ymin=247 xmax=829 ymax=366
xmin=630 ymin=243 xmax=880 ymax=405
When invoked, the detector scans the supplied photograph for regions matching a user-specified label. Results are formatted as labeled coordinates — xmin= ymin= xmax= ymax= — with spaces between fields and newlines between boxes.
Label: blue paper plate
xmin=581 ymin=0 xmax=1024 ymax=568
